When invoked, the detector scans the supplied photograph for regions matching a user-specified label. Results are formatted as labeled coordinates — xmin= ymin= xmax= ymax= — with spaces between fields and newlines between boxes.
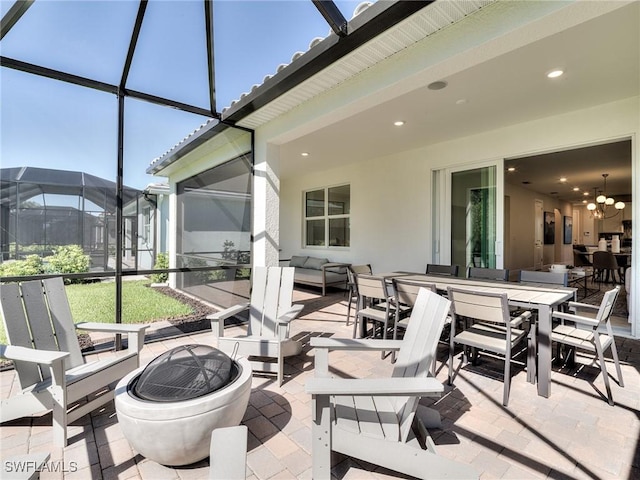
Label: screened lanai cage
xmin=0 ymin=166 xmax=156 ymax=271
xmin=1 ymin=0 xmax=430 ymax=317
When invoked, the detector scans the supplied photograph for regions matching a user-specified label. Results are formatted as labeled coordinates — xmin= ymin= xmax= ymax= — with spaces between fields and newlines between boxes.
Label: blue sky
xmin=1 ymin=0 xmax=363 ymax=190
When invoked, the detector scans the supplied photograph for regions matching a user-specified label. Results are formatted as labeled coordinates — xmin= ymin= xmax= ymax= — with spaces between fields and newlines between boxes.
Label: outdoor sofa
xmin=286 ymin=255 xmax=349 ymax=295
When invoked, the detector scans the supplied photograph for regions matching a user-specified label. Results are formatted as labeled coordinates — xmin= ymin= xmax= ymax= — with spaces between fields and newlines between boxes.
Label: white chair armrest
xmin=76 ymin=322 xmax=148 ymax=353
xmin=306 ymin=377 xmax=443 ymax=397
xmin=551 ymin=311 xmax=599 ymax=327
xmin=277 ymin=304 xmax=304 ymax=324
xmin=310 ymin=337 xmax=402 ymax=352
xmin=0 ymin=344 xmax=69 ymax=365
xmin=208 ymin=303 xmax=250 ymax=337
xmin=567 ymin=301 xmax=599 ymax=312
xmin=75 ymin=322 xmax=149 ymax=334
xmin=207 ymin=303 xmax=250 ymax=322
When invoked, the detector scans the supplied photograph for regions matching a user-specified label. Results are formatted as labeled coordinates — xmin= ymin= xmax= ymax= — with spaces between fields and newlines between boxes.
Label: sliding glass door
xmin=433 ymin=162 xmax=504 ymax=272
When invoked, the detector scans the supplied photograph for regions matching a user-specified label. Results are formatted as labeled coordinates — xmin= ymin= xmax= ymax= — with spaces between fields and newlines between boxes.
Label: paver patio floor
xmin=1 ymin=288 xmax=639 ymax=479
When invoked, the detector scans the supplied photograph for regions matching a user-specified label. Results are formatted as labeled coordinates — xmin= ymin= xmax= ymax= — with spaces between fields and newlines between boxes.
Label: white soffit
xmin=235 ymin=0 xmax=494 ymax=129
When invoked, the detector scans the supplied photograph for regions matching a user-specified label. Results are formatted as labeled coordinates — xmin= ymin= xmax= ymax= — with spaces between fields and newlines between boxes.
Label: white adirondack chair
xmin=0 ymin=277 xmax=148 ymax=446
xmin=306 ymin=288 xmax=478 ymax=480
xmin=208 ymin=267 xmax=304 ymax=386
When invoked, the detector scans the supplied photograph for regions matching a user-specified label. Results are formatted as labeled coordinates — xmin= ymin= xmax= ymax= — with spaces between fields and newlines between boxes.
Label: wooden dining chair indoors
xmin=447 ymin=287 xmax=532 ymax=407
xmin=551 ymin=286 xmax=624 ymax=405
xmin=592 ymin=251 xmax=621 ymax=287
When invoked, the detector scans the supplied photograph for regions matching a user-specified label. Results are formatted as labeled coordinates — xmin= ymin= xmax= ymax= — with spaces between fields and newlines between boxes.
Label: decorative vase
xmin=598 ymin=237 xmax=608 ymax=251
xmin=611 ymin=235 xmax=620 ymax=253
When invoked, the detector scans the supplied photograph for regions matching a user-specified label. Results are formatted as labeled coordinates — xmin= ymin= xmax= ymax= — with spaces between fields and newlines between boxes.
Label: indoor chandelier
xmin=586 ymin=173 xmax=625 ymax=219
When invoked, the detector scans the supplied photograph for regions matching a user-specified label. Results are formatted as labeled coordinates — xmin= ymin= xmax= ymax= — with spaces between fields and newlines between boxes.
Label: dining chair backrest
xmin=594 ymin=285 xmax=621 ymax=324
xmin=355 ymin=274 xmax=388 ymax=301
xmin=592 ymin=251 xmax=619 ymax=270
xmin=350 ymin=264 xmax=373 ymax=275
xmin=347 ymin=264 xmax=373 ymax=292
xmin=392 ymin=278 xmax=437 ymax=307
xmin=426 ymin=263 xmax=459 ymax=276
xmin=466 ymin=267 xmax=509 ymax=282
xmin=519 ymin=270 xmax=568 ymax=286
xmin=447 ymin=287 xmax=511 ymax=328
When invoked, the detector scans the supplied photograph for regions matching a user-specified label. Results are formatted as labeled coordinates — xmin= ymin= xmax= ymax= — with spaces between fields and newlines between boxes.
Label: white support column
xmin=168 ymin=183 xmax=178 ymax=289
xmin=253 ymin=137 xmax=281 ymax=267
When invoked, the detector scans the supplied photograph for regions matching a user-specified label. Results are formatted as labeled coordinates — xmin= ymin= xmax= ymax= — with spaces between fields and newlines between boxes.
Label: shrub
xmin=0 ymin=255 xmax=44 ymax=277
xmin=151 ymin=252 xmax=169 ymax=283
xmin=45 ymin=245 xmax=90 ymax=277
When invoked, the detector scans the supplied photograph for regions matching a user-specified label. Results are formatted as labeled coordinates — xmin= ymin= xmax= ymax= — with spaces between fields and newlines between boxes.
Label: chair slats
xmin=43 ymin=278 xmax=84 ymax=369
xmin=248 ymin=267 xmax=268 ymax=334
xmin=261 ymin=268 xmax=282 ymax=337
xmin=0 ymin=283 xmax=42 ymax=389
xmin=20 ymin=281 xmax=57 ymax=353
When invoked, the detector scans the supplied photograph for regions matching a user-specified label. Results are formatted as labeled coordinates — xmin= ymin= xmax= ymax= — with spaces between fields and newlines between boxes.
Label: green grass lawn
xmin=0 ymin=280 xmax=194 ymax=344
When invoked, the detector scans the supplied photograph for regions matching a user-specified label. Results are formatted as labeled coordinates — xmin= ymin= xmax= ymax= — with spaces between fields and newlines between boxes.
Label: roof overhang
xmin=147 ymin=0 xmax=449 ymax=176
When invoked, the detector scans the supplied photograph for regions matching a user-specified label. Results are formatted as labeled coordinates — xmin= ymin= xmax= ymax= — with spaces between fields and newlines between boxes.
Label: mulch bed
xmin=152 ymin=285 xmax=217 ymax=334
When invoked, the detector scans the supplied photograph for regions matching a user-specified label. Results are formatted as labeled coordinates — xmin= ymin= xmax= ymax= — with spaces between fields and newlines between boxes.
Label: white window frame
xmin=303 ymin=184 xmax=350 ymax=249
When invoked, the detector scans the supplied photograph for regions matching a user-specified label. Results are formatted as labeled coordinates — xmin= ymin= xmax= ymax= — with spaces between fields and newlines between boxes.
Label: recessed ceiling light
xmin=583 ymin=191 xmax=590 ymax=196
xmin=573 ymin=187 xmax=580 ymax=191
xmin=301 ymin=152 xmax=309 ymax=157
xmin=393 ymin=120 xmax=405 ymax=126
xmin=547 ymin=69 xmax=564 ymax=78
xmin=507 ymin=167 xmax=516 ymax=172
xmin=427 ymin=80 xmax=448 ymax=90
xmin=559 ymin=177 xmax=567 ymax=183
xmin=582 ymin=199 xmax=588 ymax=204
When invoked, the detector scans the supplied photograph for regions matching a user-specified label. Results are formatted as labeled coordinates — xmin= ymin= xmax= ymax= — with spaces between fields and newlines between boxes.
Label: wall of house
xmin=279 ymin=96 xmax=639 ymax=279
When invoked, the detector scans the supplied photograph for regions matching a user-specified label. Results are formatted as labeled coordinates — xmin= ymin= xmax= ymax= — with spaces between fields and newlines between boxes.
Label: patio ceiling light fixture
xmin=586 ymin=173 xmax=625 ymax=219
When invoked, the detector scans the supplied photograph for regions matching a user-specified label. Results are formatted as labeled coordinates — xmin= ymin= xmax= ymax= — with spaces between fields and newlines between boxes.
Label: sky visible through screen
xmin=1 ymin=0 xmax=365 ymax=190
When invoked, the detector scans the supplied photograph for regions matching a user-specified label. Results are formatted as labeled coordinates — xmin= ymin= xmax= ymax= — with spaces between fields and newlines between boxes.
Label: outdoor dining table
xmin=391 ymin=273 xmax=576 ymax=398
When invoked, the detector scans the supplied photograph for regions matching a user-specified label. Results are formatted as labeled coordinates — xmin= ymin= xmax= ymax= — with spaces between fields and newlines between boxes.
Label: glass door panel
xmin=451 ymin=166 xmax=497 ymax=270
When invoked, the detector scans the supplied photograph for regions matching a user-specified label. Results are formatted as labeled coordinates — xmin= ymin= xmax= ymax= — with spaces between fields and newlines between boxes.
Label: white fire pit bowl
xmin=115 ymin=355 xmax=252 ymax=466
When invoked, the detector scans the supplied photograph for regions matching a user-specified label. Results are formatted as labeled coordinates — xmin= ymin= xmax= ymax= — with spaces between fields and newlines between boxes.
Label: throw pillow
xmin=303 ymin=257 xmax=329 ymax=270
xmin=289 ymin=255 xmax=308 ymax=268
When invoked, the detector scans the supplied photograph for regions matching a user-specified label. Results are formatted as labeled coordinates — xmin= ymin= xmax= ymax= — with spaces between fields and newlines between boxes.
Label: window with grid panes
xmin=304 ymin=185 xmax=350 ymax=247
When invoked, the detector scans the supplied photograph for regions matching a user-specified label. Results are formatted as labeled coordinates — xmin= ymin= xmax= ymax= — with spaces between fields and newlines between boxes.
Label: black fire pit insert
xmin=130 ymin=344 xmax=236 ymax=402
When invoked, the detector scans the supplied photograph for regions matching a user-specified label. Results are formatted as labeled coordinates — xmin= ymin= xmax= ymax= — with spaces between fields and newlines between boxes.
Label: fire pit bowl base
xmin=115 ymin=356 xmax=252 ymax=466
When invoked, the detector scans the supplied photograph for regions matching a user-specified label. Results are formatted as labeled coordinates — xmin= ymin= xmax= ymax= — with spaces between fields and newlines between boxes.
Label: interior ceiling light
xmin=586 ymin=173 xmax=625 ymax=219
xmin=507 ymin=167 xmax=516 ymax=172
xmin=393 ymin=120 xmax=405 ymax=126
xmin=427 ymin=80 xmax=448 ymax=90
xmin=559 ymin=177 xmax=567 ymax=183
xmin=583 ymin=191 xmax=590 ymax=196
xmin=301 ymin=152 xmax=310 ymax=157
xmin=547 ymin=69 xmax=564 ymax=78
xmin=573 ymin=187 xmax=580 ymax=191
